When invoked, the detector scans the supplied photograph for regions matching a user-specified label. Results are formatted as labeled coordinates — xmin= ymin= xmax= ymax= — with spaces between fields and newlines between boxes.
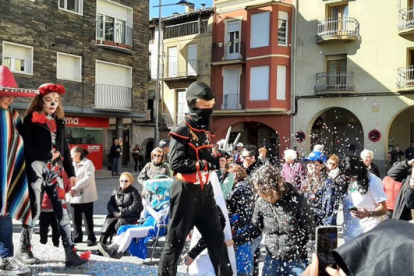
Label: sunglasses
xmin=328 ymin=162 xmax=337 ymax=166
xmin=119 ymin=179 xmax=129 ymax=183
xmin=153 ymin=155 xmax=163 ymax=158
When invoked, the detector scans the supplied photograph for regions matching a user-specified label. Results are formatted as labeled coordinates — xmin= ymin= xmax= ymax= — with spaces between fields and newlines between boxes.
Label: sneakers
xmin=0 ymin=257 xmax=31 ymax=275
xmin=97 ymin=242 xmax=122 ymax=259
xmin=16 ymin=247 xmax=40 ymax=265
xmin=86 ymin=240 xmax=97 ymax=247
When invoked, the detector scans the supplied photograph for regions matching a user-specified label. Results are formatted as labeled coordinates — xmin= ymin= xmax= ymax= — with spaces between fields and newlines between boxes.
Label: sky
xmin=149 ymin=0 xmax=213 ymax=18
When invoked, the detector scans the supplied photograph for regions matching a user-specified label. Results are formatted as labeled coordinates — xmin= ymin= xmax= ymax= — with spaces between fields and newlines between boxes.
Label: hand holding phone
xmin=316 ymin=226 xmax=339 ymax=276
xmin=349 ymin=207 xmax=358 ymax=212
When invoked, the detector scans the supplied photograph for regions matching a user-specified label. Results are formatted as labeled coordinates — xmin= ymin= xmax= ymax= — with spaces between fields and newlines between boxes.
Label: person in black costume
xmin=158 ymin=81 xmax=233 ymax=276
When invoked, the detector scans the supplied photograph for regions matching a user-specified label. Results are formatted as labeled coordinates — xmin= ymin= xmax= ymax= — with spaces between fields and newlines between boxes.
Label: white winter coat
xmin=70 ymin=158 xmax=98 ymax=204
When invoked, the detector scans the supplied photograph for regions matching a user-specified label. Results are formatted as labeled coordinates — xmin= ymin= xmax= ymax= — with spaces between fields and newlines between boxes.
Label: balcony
xmin=221 ymin=93 xmax=241 ymax=110
xmin=316 ymin=17 xmax=359 ymax=44
xmin=398 ymin=7 xmax=414 ymax=35
xmin=212 ymin=42 xmax=246 ymax=66
xmin=96 ymin=20 xmax=133 ymax=54
xmin=161 ymin=112 xmax=186 ymax=128
xmin=164 ymin=20 xmax=209 ymax=39
xmin=94 ymin=84 xmax=132 ymax=111
xmin=314 ymin=72 xmax=354 ymax=93
xmin=397 ymin=66 xmax=414 ymax=90
xmin=163 ymin=59 xmax=199 ymax=81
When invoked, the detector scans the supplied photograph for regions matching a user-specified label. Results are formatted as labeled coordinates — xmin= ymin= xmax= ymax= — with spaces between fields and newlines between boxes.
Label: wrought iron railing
xmin=317 ymin=17 xmax=359 ymax=41
xmin=164 ymin=59 xmax=199 ymax=79
xmin=212 ymin=42 xmax=246 ymax=63
xmin=398 ymin=6 xmax=414 ymax=31
xmin=315 ymin=72 xmax=354 ymax=92
xmin=397 ymin=66 xmax=414 ymax=89
xmin=94 ymin=84 xmax=132 ymax=110
xmin=96 ymin=20 xmax=133 ymax=50
xmin=222 ymin=93 xmax=241 ymax=110
xmin=164 ymin=19 xmax=209 ymax=39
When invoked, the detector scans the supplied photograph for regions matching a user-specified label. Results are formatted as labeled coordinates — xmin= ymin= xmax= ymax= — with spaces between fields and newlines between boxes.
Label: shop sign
xmin=65 ymin=116 xmax=109 ymax=128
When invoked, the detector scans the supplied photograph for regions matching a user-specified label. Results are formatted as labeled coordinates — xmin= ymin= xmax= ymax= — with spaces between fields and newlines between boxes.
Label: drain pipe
xmin=291 ymin=0 xmax=299 ymax=148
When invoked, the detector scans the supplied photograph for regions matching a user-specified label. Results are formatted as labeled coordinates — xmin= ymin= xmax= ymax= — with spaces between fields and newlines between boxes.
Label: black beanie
xmin=186 ymin=81 xmax=215 ymax=107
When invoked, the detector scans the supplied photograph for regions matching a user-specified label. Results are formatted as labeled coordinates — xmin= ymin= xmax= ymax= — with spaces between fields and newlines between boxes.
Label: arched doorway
xmin=310 ymin=107 xmax=363 ymax=157
xmin=230 ymin=122 xmax=280 ymax=163
xmin=388 ymin=105 xmax=414 ymax=165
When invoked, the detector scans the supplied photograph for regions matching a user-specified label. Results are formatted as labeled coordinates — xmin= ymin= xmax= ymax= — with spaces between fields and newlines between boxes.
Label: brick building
xmin=0 ymin=0 xmax=148 ymax=169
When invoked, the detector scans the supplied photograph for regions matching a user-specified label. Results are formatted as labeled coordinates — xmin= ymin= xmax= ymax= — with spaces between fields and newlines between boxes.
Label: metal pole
xmin=154 ymin=0 xmax=162 ymax=147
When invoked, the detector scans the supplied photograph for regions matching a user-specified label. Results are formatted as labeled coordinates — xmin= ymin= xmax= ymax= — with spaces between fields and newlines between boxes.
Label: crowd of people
xmin=2 ymin=67 xmax=414 ymax=276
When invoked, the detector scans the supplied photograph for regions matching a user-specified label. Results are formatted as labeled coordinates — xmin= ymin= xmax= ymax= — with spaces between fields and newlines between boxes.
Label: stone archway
xmin=310 ymin=107 xmax=364 ymax=157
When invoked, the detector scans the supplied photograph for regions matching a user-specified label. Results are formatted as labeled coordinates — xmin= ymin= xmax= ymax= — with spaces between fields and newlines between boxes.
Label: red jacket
xmin=383 ymin=176 xmax=403 ymax=211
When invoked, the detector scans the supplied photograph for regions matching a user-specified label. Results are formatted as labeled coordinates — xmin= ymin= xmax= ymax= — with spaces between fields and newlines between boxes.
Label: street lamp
xmin=153 ymin=0 xmax=195 ymax=147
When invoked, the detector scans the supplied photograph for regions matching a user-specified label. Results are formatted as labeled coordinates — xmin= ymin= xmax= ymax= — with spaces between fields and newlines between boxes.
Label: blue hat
xmin=303 ymin=151 xmax=327 ymax=163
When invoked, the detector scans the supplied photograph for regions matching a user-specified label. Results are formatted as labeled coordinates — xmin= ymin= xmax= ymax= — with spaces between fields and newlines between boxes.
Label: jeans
xmin=262 ymin=254 xmax=307 ymax=276
xmin=112 ymin=157 xmax=120 ymax=174
xmin=0 ymin=216 xmax=14 ymax=259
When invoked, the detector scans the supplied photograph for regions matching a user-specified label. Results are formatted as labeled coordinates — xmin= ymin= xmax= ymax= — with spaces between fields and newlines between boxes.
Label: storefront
xmin=65 ymin=116 xmax=109 ymax=170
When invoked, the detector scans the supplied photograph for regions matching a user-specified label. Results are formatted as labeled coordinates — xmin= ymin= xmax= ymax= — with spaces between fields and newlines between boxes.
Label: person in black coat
xmin=390 ymin=159 xmax=414 ymax=221
xmin=227 ymin=164 xmax=315 ymax=276
xmin=158 ymin=81 xmax=232 ymax=276
xmin=100 ymin=172 xmax=143 ymax=244
xmin=110 ymin=139 xmax=122 ymax=176
xmin=19 ymin=83 xmax=86 ymax=267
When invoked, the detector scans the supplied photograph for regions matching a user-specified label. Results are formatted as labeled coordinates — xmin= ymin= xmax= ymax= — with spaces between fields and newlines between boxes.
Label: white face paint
xmin=42 ymin=92 xmax=60 ymax=115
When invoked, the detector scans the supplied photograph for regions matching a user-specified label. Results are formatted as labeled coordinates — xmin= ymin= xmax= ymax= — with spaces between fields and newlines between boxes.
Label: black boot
xmin=64 ymin=246 xmax=87 ymax=267
xmin=97 ymin=242 xmax=122 ymax=259
xmin=16 ymin=227 xmax=40 ymax=265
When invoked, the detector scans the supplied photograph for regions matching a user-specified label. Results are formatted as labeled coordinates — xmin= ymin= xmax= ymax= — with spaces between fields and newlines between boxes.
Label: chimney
xmin=185 ymin=4 xmax=195 ymax=13
xmin=201 ymin=3 xmax=206 ymax=10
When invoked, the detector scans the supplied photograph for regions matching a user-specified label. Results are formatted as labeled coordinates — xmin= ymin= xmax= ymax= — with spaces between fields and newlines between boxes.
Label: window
xmin=251 ymin=12 xmax=270 ymax=48
xmin=277 ymin=65 xmax=286 ymax=100
xmin=96 ymin=1 xmax=133 ymax=48
xmin=2 ymin=42 xmax=33 ymax=74
xmin=222 ymin=67 xmax=241 ymax=110
xmin=176 ymin=90 xmax=189 ymax=124
xmin=59 ymin=0 xmax=83 ymax=14
xmin=326 ymin=55 xmax=347 ymax=89
xmin=278 ymin=11 xmax=288 ymax=46
xmin=226 ymin=20 xmax=241 ymax=59
xmin=168 ymin=47 xmax=178 ymax=78
xmin=57 ymin=53 xmax=82 ymax=82
xmin=250 ymin=66 xmax=269 ymax=101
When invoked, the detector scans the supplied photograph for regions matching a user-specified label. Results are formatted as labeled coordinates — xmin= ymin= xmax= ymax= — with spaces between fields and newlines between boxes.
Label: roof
xmin=149 ymin=7 xmax=213 ymax=24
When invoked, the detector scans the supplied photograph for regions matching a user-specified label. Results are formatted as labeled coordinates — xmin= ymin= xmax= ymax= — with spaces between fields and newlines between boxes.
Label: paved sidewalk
xmin=95 ymin=165 xmax=140 ymax=180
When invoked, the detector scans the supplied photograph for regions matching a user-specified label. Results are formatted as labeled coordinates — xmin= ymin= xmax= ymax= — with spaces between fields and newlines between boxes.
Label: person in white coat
xmin=70 ymin=146 xmax=98 ymax=246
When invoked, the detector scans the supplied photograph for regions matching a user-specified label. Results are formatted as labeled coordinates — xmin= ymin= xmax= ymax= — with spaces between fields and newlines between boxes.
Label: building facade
xmin=211 ymin=0 xmax=293 ymax=160
xmin=140 ymin=6 xmax=214 ymax=161
xmin=0 ymin=0 xmax=148 ymax=169
xmin=294 ymin=0 xmax=414 ymax=173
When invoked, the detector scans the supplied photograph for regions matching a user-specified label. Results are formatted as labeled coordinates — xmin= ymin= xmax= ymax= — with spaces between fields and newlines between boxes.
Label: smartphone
xmin=316 ymin=226 xmax=339 ymax=276
xmin=349 ymin=207 xmax=358 ymax=212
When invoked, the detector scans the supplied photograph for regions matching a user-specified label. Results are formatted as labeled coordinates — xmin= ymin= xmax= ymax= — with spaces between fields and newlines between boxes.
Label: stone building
xmin=0 ymin=0 xmax=148 ymax=169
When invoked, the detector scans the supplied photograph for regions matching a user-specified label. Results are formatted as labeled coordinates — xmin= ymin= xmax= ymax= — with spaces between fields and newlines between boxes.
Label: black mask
xmin=186 ymin=81 xmax=215 ymax=128
xmin=190 ymin=108 xmax=213 ymax=127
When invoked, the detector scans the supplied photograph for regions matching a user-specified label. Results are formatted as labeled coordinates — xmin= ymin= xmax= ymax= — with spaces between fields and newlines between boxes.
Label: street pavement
xmin=11 ymin=166 xmax=190 ymax=276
